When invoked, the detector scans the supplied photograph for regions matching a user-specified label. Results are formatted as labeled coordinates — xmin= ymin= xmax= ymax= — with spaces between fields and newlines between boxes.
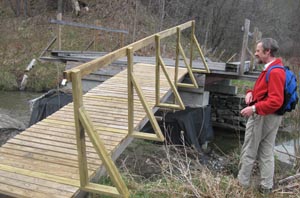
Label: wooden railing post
xmin=71 ymin=69 xmax=89 ymax=187
xmin=78 ymin=107 xmax=129 ymax=197
xmin=176 ymin=26 xmax=198 ymax=88
xmin=127 ymin=47 xmax=134 ymax=136
xmin=155 ymin=34 xmax=185 ymax=110
xmin=175 ymin=27 xmax=180 ymax=85
xmin=155 ymin=35 xmax=161 ymax=106
xmin=191 ymin=33 xmax=210 ymax=73
xmin=190 ymin=21 xmax=196 ymax=68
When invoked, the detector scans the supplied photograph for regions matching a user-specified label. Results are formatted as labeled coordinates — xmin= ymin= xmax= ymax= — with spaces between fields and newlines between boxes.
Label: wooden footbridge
xmin=0 ymin=21 xmax=210 ymax=197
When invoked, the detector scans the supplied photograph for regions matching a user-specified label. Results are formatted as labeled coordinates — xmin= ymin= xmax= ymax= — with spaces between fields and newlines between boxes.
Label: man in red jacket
xmin=238 ymin=38 xmax=285 ymax=193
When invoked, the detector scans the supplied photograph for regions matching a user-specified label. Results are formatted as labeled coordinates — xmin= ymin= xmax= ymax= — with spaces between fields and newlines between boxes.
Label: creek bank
xmin=0 ymin=114 xmax=26 ymax=146
xmin=0 ymin=114 xmax=25 ymax=130
xmin=0 ymin=91 xmax=41 ymax=145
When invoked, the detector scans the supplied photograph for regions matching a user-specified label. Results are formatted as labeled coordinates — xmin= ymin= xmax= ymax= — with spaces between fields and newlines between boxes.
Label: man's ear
xmin=263 ymin=49 xmax=271 ymax=54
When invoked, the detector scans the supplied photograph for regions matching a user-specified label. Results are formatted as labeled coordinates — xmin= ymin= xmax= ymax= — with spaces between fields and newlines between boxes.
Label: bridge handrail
xmin=65 ymin=20 xmax=210 ymax=197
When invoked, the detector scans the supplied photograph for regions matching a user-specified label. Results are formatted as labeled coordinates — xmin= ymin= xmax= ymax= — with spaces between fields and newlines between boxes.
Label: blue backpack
xmin=266 ymin=65 xmax=298 ymax=115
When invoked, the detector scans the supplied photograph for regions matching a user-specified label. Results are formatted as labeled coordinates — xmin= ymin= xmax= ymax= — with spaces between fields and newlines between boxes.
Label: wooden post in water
xmin=249 ymin=27 xmax=259 ymax=72
xmin=94 ymin=20 xmax=100 ymax=50
xmin=119 ymin=24 xmax=125 ymax=48
xmin=239 ymin=19 xmax=250 ymax=75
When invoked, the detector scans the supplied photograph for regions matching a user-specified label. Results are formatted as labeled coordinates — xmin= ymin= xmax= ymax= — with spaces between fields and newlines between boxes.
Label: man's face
xmin=254 ymin=42 xmax=270 ymax=64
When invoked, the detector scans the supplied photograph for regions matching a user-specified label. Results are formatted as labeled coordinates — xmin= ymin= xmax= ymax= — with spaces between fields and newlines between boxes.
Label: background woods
xmin=3 ymin=0 xmax=300 ymax=58
xmin=140 ymin=0 xmax=300 ymax=60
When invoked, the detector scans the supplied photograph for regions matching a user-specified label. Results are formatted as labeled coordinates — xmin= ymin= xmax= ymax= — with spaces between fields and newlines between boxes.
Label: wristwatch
xmin=251 ymin=105 xmax=256 ymax=113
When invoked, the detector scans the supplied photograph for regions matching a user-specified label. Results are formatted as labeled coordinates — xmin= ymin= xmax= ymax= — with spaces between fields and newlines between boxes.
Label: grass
xmin=87 ymin=137 xmax=300 ymax=198
xmin=87 ymin=106 xmax=300 ymax=198
xmin=230 ymin=79 xmax=255 ymax=94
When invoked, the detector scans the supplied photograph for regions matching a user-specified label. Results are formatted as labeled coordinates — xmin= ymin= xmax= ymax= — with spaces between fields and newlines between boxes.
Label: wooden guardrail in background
xmin=50 ymin=19 xmax=129 ymax=51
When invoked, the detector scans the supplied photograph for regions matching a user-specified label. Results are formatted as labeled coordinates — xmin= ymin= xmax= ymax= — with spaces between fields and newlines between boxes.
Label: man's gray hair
xmin=259 ymin=38 xmax=279 ymax=57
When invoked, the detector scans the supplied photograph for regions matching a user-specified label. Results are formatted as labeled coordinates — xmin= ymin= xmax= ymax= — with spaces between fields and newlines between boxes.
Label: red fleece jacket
xmin=247 ymin=58 xmax=285 ymax=115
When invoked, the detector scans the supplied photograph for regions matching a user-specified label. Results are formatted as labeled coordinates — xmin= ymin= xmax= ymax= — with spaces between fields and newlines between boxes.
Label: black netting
xmin=29 ymin=90 xmax=72 ymax=126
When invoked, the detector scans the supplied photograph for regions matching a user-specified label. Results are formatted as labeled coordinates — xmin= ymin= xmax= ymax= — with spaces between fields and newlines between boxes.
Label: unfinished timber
xmin=0 ymin=63 xmax=188 ymax=197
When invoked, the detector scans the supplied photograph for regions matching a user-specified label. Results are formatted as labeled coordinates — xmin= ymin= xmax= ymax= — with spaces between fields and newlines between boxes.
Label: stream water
xmin=213 ymin=126 xmax=300 ymax=166
xmin=0 ymin=91 xmax=41 ymax=126
xmin=0 ymin=91 xmax=41 ymax=145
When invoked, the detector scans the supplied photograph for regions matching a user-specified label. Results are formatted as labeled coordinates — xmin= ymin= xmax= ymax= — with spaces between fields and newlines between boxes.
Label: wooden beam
xmin=50 ymin=19 xmax=129 ymax=34
xmin=78 ymin=107 xmax=129 ymax=197
xmin=207 ymin=71 xmax=259 ymax=81
xmin=39 ymin=36 xmax=57 ymax=59
xmin=130 ymin=73 xmax=165 ymax=141
xmin=157 ymin=56 xmax=185 ymax=110
xmin=159 ymin=21 xmax=193 ymax=39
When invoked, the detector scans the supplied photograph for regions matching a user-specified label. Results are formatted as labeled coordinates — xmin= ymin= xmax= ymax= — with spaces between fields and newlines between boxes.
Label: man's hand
xmin=240 ymin=106 xmax=254 ymax=117
xmin=245 ymin=92 xmax=253 ymax=105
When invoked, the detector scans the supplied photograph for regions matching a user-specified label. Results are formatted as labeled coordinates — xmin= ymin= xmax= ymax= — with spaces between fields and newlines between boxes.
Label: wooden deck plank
xmin=35 ymin=121 xmax=129 ymax=135
xmin=0 ymin=171 xmax=75 ymax=197
xmin=47 ymin=113 xmax=141 ymax=126
xmin=0 ymin=144 xmax=101 ymax=170
xmin=0 ymin=153 xmax=82 ymax=179
xmin=0 ymin=147 xmax=99 ymax=170
xmin=0 ymin=182 xmax=71 ymax=198
xmin=6 ymin=139 xmax=100 ymax=159
xmin=50 ymin=109 xmax=144 ymax=122
xmin=10 ymin=134 xmax=116 ymax=155
xmin=58 ymin=107 xmax=146 ymax=118
xmin=0 ymin=169 xmax=77 ymax=192
xmin=18 ymin=130 xmax=120 ymax=151
xmin=2 ymin=143 xmax=102 ymax=166
xmin=25 ymin=127 xmax=125 ymax=145
xmin=31 ymin=122 xmax=127 ymax=138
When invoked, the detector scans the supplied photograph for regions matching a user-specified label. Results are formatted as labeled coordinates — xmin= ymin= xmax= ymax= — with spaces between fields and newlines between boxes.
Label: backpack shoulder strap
xmin=266 ymin=65 xmax=284 ymax=82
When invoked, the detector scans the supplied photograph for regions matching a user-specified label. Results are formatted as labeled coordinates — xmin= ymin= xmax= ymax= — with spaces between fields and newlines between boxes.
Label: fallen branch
xmin=274 ymin=183 xmax=299 ymax=194
xmin=275 ymin=149 xmax=300 ymax=159
xmin=278 ymin=173 xmax=300 ymax=185
xmin=274 ymin=191 xmax=296 ymax=196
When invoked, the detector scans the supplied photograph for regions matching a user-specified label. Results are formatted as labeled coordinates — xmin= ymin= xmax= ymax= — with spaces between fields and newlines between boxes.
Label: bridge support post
xmin=127 ymin=47 xmax=134 ymax=136
xmin=71 ymin=69 xmax=89 ymax=187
